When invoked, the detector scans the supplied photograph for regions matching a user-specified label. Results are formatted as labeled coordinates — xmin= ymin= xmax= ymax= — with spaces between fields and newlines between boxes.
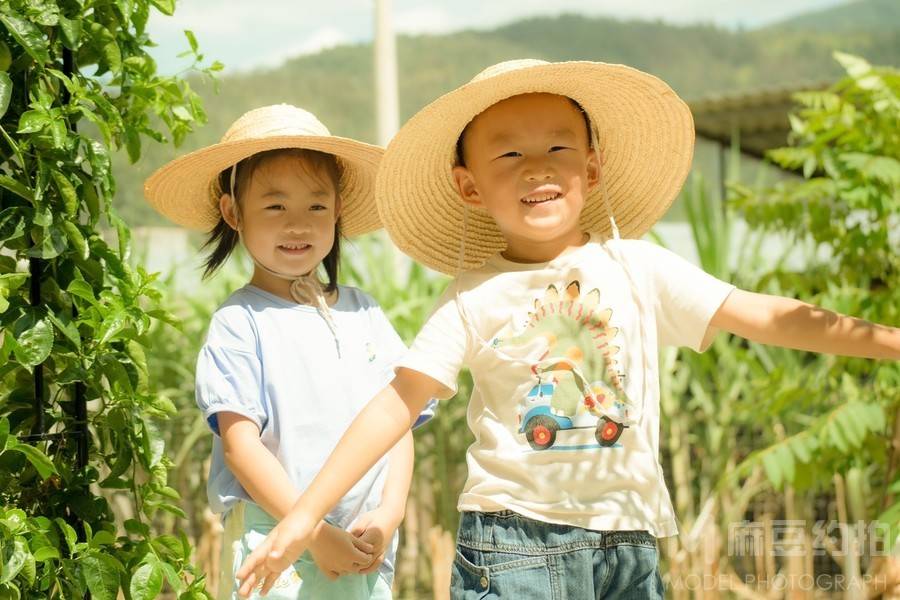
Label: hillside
xmin=116 ymin=0 xmax=900 ymax=227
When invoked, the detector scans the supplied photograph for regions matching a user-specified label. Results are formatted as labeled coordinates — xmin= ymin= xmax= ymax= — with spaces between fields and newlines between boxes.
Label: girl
xmin=143 ymin=104 xmax=433 ymax=599
xmin=235 ymin=63 xmax=899 ymax=599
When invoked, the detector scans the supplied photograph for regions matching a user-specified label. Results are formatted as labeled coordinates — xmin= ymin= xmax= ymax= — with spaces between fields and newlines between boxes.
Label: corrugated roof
xmin=689 ymin=81 xmax=831 ymax=159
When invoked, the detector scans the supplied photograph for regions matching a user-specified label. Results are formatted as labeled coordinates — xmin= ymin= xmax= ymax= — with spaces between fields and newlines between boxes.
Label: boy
xmin=238 ymin=60 xmax=899 ymax=599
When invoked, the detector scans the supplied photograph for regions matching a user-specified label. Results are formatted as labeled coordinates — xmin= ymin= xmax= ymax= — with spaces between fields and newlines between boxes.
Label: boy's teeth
xmin=523 ymin=192 xmax=560 ymax=203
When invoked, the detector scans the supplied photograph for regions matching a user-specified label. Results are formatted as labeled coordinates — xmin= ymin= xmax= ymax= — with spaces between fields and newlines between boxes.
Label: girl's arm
xmin=236 ymin=367 xmax=445 ymax=596
xmin=218 ymin=413 xmax=301 ymax=520
xmin=218 ymin=413 xmax=375 ymax=577
xmin=710 ymin=289 xmax=900 ymax=359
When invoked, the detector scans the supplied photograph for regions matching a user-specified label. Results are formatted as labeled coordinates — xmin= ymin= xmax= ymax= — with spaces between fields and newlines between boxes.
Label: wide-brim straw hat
xmin=144 ymin=104 xmax=383 ymax=236
xmin=376 ymin=59 xmax=695 ymax=275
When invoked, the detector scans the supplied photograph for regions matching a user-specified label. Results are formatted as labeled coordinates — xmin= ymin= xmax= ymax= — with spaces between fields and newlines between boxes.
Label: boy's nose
xmin=523 ymin=161 xmax=554 ymax=182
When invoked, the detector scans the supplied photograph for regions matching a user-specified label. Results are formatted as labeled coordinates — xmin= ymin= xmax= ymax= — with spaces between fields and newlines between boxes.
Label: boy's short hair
xmin=454 ymin=95 xmax=593 ymax=168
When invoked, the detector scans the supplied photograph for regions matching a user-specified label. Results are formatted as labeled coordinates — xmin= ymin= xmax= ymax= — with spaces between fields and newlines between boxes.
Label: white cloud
xmin=256 ymin=27 xmax=351 ymax=69
xmin=394 ymin=4 xmax=459 ymax=35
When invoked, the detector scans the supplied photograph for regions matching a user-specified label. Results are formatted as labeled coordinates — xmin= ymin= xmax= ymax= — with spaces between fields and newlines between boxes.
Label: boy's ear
xmin=451 ymin=165 xmax=483 ymax=208
xmin=219 ymin=194 xmax=242 ymax=232
xmin=586 ymin=150 xmax=601 ymax=192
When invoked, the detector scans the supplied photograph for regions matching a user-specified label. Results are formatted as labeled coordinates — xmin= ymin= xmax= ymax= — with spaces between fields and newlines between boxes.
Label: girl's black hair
xmin=455 ymin=96 xmax=593 ymax=168
xmin=201 ymin=148 xmax=343 ymax=293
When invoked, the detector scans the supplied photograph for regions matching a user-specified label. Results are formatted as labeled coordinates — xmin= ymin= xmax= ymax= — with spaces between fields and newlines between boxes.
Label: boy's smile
xmin=452 ymin=93 xmax=600 ymax=264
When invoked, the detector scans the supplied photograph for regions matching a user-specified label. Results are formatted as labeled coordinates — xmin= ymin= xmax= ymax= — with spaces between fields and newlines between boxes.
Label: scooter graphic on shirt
xmin=517 ymin=357 xmax=629 ymax=450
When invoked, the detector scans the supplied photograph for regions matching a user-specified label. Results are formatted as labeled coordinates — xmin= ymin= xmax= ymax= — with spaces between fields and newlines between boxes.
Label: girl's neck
xmin=249 ymin=268 xmax=337 ymax=306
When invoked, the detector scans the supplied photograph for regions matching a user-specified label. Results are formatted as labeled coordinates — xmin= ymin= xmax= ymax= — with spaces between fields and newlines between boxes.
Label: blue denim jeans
xmin=451 ymin=510 xmax=664 ymax=599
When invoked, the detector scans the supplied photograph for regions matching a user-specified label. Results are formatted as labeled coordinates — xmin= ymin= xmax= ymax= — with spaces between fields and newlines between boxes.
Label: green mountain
xmin=117 ymin=0 xmax=899 ymax=227
xmin=765 ymin=0 xmax=900 ymax=33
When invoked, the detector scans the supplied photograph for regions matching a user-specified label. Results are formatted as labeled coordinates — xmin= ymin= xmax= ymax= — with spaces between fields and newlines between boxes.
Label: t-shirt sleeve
xmin=195 ymin=310 xmax=266 ymax=436
xmin=630 ymin=240 xmax=736 ymax=352
xmin=366 ymin=297 xmax=438 ymax=429
xmin=396 ymin=281 xmax=469 ymax=400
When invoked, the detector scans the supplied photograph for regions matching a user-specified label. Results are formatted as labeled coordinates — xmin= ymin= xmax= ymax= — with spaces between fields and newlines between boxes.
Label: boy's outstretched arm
xmin=710 ymin=289 xmax=900 ymax=359
xmin=349 ymin=429 xmax=415 ymax=574
xmin=236 ymin=367 xmax=445 ymax=597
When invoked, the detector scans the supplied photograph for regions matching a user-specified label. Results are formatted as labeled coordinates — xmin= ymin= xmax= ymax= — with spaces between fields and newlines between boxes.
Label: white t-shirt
xmin=399 ymin=234 xmax=735 ymax=537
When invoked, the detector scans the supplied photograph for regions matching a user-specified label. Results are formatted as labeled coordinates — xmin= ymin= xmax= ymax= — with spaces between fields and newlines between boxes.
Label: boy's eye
xmin=265 ymin=204 xmax=285 ymax=211
xmin=498 ymin=151 xmax=522 ymax=159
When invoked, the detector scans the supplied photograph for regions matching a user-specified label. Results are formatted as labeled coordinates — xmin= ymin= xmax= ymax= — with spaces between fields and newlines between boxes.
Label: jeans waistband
xmin=457 ymin=510 xmax=657 ymax=553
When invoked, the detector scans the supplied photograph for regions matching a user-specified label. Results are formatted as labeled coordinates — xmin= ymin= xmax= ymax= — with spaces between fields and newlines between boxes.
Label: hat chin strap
xmin=229 ymin=164 xmax=340 ymax=354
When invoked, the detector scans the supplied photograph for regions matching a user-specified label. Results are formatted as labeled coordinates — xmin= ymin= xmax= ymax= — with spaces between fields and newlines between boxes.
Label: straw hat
xmin=376 ymin=59 xmax=695 ymax=275
xmin=144 ymin=104 xmax=383 ymax=236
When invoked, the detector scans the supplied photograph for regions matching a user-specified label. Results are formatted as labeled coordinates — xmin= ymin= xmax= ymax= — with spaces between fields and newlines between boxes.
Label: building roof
xmin=689 ymin=81 xmax=831 ymax=159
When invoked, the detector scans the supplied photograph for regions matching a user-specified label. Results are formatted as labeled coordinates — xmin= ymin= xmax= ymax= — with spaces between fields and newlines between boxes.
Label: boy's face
xmin=452 ymin=93 xmax=600 ymax=261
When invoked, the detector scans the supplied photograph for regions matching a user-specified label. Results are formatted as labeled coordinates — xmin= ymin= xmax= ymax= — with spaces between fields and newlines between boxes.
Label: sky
xmin=147 ymin=0 xmax=852 ymax=74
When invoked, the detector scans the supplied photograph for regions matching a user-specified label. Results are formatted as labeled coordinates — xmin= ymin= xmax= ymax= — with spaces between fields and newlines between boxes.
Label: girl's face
xmin=220 ymin=153 xmax=340 ymax=294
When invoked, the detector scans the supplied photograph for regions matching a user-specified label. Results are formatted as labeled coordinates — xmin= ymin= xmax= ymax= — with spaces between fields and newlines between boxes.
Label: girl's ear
xmin=334 ymin=194 xmax=343 ymax=221
xmin=219 ymin=194 xmax=242 ymax=232
xmin=452 ymin=166 xmax=484 ymax=209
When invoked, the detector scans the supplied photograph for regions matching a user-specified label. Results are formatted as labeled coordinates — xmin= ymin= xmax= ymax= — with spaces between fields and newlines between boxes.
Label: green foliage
xmin=728 ymin=53 xmax=900 ymax=544
xmin=0 ymin=0 xmax=219 ymax=596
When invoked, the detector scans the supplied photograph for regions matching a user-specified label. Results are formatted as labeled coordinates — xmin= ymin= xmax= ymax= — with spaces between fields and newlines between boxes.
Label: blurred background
xmin=88 ymin=0 xmax=900 ymax=597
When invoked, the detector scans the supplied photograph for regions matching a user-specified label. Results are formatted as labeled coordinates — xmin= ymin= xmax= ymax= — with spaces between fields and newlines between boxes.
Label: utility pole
xmin=374 ymin=0 xmax=399 ymax=146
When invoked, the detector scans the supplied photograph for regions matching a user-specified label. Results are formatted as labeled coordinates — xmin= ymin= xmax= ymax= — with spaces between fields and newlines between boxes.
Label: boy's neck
xmin=500 ymin=230 xmax=590 ymax=264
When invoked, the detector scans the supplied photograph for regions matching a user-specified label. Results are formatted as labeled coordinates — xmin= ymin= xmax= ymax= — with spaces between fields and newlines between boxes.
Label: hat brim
xmin=144 ymin=135 xmax=383 ymax=236
xmin=376 ymin=61 xmax=695 ymax=275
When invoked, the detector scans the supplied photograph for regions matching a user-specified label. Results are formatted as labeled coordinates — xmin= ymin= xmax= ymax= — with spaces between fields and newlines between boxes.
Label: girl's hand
xmin=236 ymin=512 xmax=317 ymax=597
xmin=349 ymin=507 xmax=403 ymax=575
xmin=308 ymin=522 xmax=375 ymax=580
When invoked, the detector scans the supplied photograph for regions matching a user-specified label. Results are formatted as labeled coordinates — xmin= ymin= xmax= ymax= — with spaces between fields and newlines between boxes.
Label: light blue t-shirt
xmin=196 ymin=283 xmax=434 ymax=585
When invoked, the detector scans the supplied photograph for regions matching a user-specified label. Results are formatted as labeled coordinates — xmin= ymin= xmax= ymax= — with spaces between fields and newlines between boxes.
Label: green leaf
xmin=51 ymin=171 xmax=79 ymax=215
xmin=762 ymin=451 xmax=782 ymax=490
xmin=130 ymin=558 xmax=163 ymax=600
xmin=0 ymin=208 xmax=28 ymax=244
xmin=58 ymin=16 xmax=82 ymax=49
xmin=67 ymin=279 xmax=98 ymax=305
xmin=54 ymin=518 xmax=76 ymax=555
xmin=0 ymin=418 xmax=8 ymax=452
xmin=0 ymin=72 xmax=11 ymax=119
xmin=0 ymin=12 xmax=51 ymax=64
xmin=12 ymin=443 xmax=57 ymax=479
xmin=0 ymin=538 xmax=28 ymax=584
xmin=184 ymin=30 xmax=198 ymax=53
xmin=81 ymin=554 xmax=121 ymax=600
xmin=90 ymin=530 xmax=116 ymax=547
xmin=26 ymin=225 xmax=68 ymax=259
xmin=16 ymin=110 xmax=48 ymax=134
xmin=63 ymin=221 xmax=88 ymax=260
xmin=0 ymin=176 xmax=35 ymax=203
xmin=32 ymin=546 xmax=60 ymax=561
xmin=13 ymin=318 xmax=53 ymax=368
xmin=150 ymin=0 xmax=176 ymax=16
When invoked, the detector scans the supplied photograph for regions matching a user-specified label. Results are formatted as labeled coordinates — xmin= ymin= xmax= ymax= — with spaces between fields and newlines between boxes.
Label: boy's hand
xmin=349 ymin=507 xmax=403 ymax=575
xmin=236 ymin=512 xmax=317 ymax=597
xmin=308 ymin=522 xmax=375 ymax=580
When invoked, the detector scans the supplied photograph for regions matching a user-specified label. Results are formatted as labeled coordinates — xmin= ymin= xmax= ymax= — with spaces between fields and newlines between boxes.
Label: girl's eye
xmin=310 ymin=204 xmax=327 ymax=211
xmin=499 ymin=151 xmax=522 ymax=159
xmin=265 ymin=204 xmax=285 ymax=211
xmin=549 ymin=146 xmax=570 ymax=152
